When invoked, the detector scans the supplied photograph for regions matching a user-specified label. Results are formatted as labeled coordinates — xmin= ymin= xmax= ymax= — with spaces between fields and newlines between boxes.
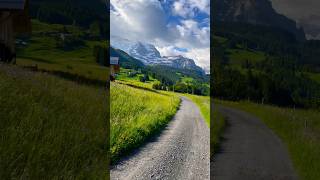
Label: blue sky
xmin=110 ymin=0 xmax=210 ymax=72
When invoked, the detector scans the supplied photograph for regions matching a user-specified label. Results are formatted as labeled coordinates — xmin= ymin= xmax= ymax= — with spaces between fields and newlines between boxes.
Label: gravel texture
xmin=111 ymin=97 xmax=210 ymax=180
xmin=211 ymin=106 xmax=298 ymax=180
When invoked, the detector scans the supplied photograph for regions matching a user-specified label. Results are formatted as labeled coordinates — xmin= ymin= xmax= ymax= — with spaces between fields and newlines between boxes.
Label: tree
xmin=89 ymin=21 xmax=100 ymax=39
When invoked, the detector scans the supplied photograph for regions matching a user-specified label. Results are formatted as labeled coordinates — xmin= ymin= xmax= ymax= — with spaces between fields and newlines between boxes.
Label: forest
xmin=212 ymin=21 xmax=320 ymax=108
xmin=110 ymin=47 xmax=210 ymax=96
xmin=28 ymin=0 xmax=108 ymax=39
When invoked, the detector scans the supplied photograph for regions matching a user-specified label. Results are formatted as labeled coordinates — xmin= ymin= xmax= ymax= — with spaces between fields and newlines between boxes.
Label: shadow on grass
xmin=18 ymin=56 xmax=55 ymax=64
xmin=211 ymin=106 xmax=228 ymax=161
xmin=116 ymin=80 xmax=170 ymax=96
xmin=22 ymin=65 xmax=107 ymax=87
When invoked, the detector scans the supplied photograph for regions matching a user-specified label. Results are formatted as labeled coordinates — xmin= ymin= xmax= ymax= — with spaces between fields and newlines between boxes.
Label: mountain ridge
xmin=213 ymin=0 xmax=306 ymax=41
xmin=110 ymin=36 xmax=205 ymax=74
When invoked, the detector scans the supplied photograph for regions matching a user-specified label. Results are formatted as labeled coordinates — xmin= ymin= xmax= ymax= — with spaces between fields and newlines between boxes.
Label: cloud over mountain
xmin=110 ymin=0 xmax=210 ymax=72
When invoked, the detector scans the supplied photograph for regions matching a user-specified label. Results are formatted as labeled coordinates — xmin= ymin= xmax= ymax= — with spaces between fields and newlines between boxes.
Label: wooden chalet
xmin=0 ymin=0 xmax=31 ymax=63
xmin=110 ymin=56 xmax=120 ymax=81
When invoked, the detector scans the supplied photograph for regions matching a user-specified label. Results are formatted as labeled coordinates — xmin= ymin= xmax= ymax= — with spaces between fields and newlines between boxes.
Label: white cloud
xmin=157 ymin=46 xmax=210 ymax=73
xmin=172 ymin=0 xmax=210 ymax=18
xmin=110 ymin=0 xmax=210 ymax=71
xmin=110 ymin=0 xmax=169 ymax=42
xmin=185 ymin=48 xmax=210 ymax=73
xmin=175 ymin=19 xmax=210 ymax=48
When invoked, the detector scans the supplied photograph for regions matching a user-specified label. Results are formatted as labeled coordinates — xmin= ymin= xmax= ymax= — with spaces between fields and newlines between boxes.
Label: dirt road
xmin=111 ymin=97 xmax=210 ymax=180
xmin=211 ymin=106 xmax=298 ymax=180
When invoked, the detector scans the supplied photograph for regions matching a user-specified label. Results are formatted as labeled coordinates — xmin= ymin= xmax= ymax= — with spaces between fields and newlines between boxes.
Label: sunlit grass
xmin=110 ymin=82 xmax=180 ymax=163
xmin=16 ymin=20 xmax=108 ymax=82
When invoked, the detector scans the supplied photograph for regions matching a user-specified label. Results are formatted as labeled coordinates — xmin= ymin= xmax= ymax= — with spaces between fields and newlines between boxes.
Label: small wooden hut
xmin=110 ymin=56 xmax=120 ymax=81
xmin=0 ymin=0 xmax=31 ymax=63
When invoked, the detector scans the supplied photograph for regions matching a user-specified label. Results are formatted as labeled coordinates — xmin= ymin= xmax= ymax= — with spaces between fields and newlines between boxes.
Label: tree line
xmin=212 ymin=22 xmax=320 ymax=109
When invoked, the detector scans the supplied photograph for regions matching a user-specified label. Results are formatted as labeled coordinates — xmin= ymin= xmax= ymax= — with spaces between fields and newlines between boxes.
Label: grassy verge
xmin=182 ymin=95 xmax=226 ymax=158
xmin=110 ymin=83 xmax=180 ymax=163
xmin=211 ymin=102 xmax=226 ymax=157
xmin=184 ymin=94 xmax=210 ymax=126
xmin=0 ymin=65 xmax=108 ymax=179
xmin=217 ymin=100 xmax=320 ymax=180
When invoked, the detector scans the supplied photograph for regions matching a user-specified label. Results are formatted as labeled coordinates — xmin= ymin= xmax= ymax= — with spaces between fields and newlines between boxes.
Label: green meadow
xmin=116 ymin=68 xmax=159 ymax=90
xmin=0 ymin=65 xmax=108 ymax=179
xmin=217 ymin=100 xmax=320 ymax=180
xmin=16 ymin=20 xmax=108 ymax=82
xmin=110 ymin=82 xmax=180 ymax=163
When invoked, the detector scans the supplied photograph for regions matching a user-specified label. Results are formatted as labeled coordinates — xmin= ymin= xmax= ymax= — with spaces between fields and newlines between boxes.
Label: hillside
xmin=110 ymin=45 xmax=210 ymax=96
xmin=213 ymin=0 xmax=305 ymax=40
xmin=16 ymin=20 xmax=108 ymax=82
xmin=110 ymin=47 xmax=145 ymax=70
xmin=213 ymin=21 xmax=320 ymax=108
xmin=29 ymin=0 xmax=107 ymax=36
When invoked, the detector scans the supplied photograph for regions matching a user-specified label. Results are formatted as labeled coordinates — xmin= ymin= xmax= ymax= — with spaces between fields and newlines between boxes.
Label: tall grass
xmin=0 ymin=65 xmax=109 ymax=179
xmin=217 ymin=100 xmax=320 ymax=180
xmin=211 ymin=102 xmax=226 ymax=157
xmin=110 ymin=83 xmax=180 ymax=163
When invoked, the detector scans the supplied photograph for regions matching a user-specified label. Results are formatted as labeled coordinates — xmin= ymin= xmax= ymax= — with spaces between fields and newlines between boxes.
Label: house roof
xmin=110 ymin=57 xmax=119 ymax=65
xmin=0 ymin=0 xmax=26 ymax=10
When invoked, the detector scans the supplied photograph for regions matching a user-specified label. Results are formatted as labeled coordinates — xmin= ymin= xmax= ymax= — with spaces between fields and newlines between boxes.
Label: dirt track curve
xmin=110 ymin=97 xmax=210 ymax=180
xmin=211 ymin=105 xmax=298 ymax=180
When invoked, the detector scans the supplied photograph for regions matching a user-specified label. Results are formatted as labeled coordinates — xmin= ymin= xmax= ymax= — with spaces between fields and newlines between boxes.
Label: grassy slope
xmin=308 ymin=72 xmax=320 ymax=84
xmin=228 ymin=49 xmax=265 ymax=68
xmin=116 ymin=68 xmax=159 ymax=90
xmin=0 ymin=65 xmax=108 ymax=179
xmin=211 ymin=104 xmax=226 ymax=156
xmin=17 ymin=20 xmax=108 ymax=82
xmin=110 ymin=82 xmax=180 ymax=163
xmin=217 ymin=100 xmax=320 ymax=180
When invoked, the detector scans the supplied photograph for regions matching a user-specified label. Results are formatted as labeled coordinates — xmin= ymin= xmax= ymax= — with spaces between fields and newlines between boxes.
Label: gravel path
xmin=211 ymin=105 xmax=298 ymax=180
xmin=111 ymin=97 xmax=210 ymax=180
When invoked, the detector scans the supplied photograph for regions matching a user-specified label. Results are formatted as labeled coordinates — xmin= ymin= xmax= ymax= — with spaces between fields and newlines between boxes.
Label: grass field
xmin=0 ymin=64 xmax=108 ymax=179
xmin=116 ymin=69 xmax=159 ymax=90
xmin=228 ymin=49 xmax=265 ymax=69
xmin=110 ymin=82 xmax=180 ymax=163
xmin=308 ymin=72 xmax=320 ymax=84
xmin=216 ymin=100 xmax=320 ymax=180
xmin=16 ymin=20 xmax=108 ymax=82
xmin=211 ymin=102 xmax=226 ymax=157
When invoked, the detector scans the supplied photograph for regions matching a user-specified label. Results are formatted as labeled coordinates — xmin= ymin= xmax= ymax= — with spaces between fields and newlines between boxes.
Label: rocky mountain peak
xmin=213 ymin=0 xmax=306 ymax=41
xmin=110 ymin=36 xmax=205 ymax=73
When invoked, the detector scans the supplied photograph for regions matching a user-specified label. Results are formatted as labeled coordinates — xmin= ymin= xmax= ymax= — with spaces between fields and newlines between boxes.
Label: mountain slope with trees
xmin=213 ymin=21 xmax=320 ymax=108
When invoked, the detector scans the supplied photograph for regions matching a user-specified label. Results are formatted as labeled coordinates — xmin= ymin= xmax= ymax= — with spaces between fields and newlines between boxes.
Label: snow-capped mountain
xmin=110 ymin=36 xmax=205 ymax=73
xmin=129 ymin=42 xmax=163 ymax=64
xmin=162 ymin=55 xmax=204 ymax=73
